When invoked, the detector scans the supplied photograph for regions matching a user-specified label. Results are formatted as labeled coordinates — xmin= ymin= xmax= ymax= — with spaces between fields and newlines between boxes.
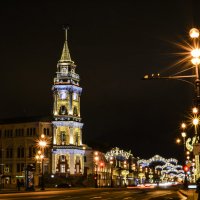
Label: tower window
xmin=74 ymin=132 xmax=79 ymax=146
xmin=61 ymin=155 xmax=65 ymax=162
xmin=73 ymin=107 xmax=78 ymax=116
xmin=60 ymin=164 xmax=65 ymax=173
xmin=59 ymin=105 xmax=68 ymax=115
xmin=62 ymin=67 xmax=67 ymax=74
xmin=60 ymin=132 xmax=66 ymax=145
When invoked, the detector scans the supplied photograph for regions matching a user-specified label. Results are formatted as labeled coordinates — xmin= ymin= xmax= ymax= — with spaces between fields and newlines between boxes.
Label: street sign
xmin=193 ymin=143 xmax=200 ymax=155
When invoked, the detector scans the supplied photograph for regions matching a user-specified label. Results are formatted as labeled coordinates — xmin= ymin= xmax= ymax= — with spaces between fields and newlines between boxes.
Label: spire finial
xmin=63 ymin=25 xmax=69 ymax=42
xmin=60 ymin=25 xmax=72 ymax=62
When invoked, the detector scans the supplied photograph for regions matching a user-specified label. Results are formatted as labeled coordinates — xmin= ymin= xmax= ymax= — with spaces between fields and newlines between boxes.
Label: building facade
xmin=0 ymin=117 xmax=52 ymax=185
xmin=51 ymin=29 xmax=85 ymax=176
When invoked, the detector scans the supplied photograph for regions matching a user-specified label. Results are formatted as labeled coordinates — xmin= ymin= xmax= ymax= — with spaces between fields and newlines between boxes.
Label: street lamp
xmin=181 ymin=131 xmax=187 ymax=152
xmin=109 ymin=156 xmax=114 ymax=188
xmin=94 ymin=152 xmax=99 ymax=188
xmin=36 ymin=134 xmax=47 ymax=190
xmin=176 ymin=138 xmax=181 ymax=144
xmin=189 ymin=28 xmax=200 ymax=39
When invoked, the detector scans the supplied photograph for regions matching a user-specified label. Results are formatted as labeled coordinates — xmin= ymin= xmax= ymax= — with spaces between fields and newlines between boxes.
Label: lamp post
xmin=181 ymin=130 xmax=187 ymax=155
xmin=176 ymin=124 xmax=187 ymax=163
xmin=37 ymin=134 xmax=47 ymax=190
xmin=109 ymin=156 xmax=114 ymax=188
xmin=94 ymin=152 xmax=99 ymax=188
xmin=35 ymin=150 xmax=43 ymax=188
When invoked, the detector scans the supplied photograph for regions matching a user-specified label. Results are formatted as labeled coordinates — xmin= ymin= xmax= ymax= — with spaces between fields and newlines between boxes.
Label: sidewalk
xmin=179 ymin=189 xmax=198 ymax=200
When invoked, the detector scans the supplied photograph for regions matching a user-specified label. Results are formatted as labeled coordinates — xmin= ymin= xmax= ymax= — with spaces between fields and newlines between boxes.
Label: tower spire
xmin=60 ymin=26 xmax=71 ymax=62
xmin=65 ymin=26 xmax=68 ymax=42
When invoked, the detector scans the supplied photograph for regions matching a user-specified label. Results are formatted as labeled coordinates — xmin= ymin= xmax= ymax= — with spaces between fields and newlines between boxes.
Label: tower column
xmin=53 ymin=126 xmax=57 ymax=145
xmin=79 ymin=129 xmax=82 ymax=145
xmin=52 ymin=153 xmax=56 ymax=173
xmin=69 ymin=127 xmax=74 ymax=144
xmin=69 ymin=154 xmax=75 ymax=174
xmin=69 ymin=92 xmax=72 ymax=114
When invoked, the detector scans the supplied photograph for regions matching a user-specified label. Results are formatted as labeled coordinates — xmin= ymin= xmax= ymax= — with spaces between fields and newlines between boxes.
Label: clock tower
xmin=51 ymin=28 xmax=85 ymax=175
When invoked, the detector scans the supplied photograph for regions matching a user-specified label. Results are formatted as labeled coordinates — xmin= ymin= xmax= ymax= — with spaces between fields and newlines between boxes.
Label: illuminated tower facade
xmin=52 ymin=29 xmax=84 ymax=175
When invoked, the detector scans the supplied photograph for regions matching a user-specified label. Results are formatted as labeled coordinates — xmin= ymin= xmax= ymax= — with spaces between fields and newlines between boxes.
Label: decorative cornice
xmin=52 ymin=121 xmax=83 ymax=128
xmin=52 ymin=85 xmax=82 ymax=94
xmin=52 ymin=148 xmax=85 ymax=155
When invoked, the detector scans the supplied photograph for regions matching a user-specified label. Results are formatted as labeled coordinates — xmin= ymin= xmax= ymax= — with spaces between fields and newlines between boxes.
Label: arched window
xmin=60 ymin=131 xmax=66 ymax=145
xmin=73 ymin=107 xmax=78 ymax=116
xmin=59 ymin=105 xmax=68 ymax=115
xmin=75 ymin=133 xmax=79 ymax=146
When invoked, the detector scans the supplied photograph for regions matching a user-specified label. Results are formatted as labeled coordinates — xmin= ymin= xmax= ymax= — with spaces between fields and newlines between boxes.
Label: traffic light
xmin=183 ymin=165 xmax=189 ymax=172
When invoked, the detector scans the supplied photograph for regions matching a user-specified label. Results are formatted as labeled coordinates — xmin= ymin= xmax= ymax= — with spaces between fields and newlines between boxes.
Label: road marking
xmin=123 ymin=197 xmax=133 ymax=200
xmin=90 ymin=197 xmax=102 ymax=199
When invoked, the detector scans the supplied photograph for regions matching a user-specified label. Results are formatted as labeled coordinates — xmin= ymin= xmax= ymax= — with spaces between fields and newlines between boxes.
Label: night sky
xmin=0 ymin=0 xmax=199 ymax=161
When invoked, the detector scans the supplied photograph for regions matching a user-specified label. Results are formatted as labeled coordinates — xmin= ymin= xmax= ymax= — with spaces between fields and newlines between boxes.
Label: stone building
xmin=0 ymin=116 xmax=52 ymax=185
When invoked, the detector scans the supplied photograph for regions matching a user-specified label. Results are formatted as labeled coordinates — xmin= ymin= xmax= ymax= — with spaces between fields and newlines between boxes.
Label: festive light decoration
xmin=105 ymin=147 xmax=132 ymax=160
xmin=138 ymin=155 xmax=184 ymax=181
xmin=138 ymin=155 xmax=178 ymax=166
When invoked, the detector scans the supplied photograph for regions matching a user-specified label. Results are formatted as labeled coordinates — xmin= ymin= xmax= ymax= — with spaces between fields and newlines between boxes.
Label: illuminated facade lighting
xmin=51 ymin=28 xmax=85 ymax=175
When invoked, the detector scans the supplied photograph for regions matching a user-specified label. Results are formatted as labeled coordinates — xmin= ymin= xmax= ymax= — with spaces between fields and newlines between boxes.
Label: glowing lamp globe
xmin=193 ymin=107 xmax=198 ymax=114
xmin=189 ymin=28 xmax=199 ymax=38
xmin=191 ymin=49 xmax=200 ymax=58
xmin=181 ymin=132 xmax=186 ymax=138
xmin=176 ymin=138 xmax=181 ymax=144
xmin=181 ymin=123 xmax=186 ymax=129
xmin=191 ymin=57 xmax=200 ymax=65
xmin=193 ymin=118 xmax=199 ymax=125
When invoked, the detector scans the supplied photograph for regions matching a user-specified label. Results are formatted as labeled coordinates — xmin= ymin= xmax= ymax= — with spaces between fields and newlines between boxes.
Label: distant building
xmin=0 ymin=116 xmax=52 ymax=185
xmin=51 ymin=29 xmax=85 ymax=176
xmin=84 ymin=148 xmax=112 ymax=187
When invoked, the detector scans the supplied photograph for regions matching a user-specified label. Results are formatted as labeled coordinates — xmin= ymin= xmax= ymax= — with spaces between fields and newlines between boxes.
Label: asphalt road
xmin=0 ymin=187 xmax=186 ymax=200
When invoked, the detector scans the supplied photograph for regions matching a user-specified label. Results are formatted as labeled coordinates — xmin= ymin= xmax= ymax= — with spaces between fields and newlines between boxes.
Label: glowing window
xmin=60 ymin=164 xmax=65 ymax=173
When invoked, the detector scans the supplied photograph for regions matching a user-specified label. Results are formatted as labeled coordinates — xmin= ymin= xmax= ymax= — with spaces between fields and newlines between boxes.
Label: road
xmin=0 ymin=187 xmax=186 ymax=200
